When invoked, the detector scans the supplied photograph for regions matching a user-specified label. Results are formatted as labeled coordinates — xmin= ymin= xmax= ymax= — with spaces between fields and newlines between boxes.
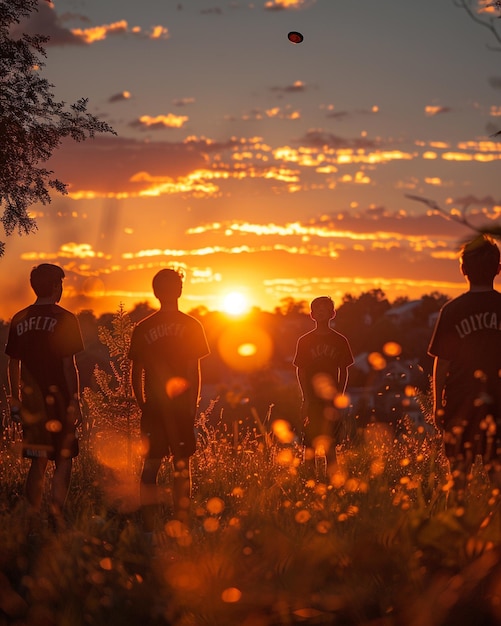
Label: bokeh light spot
xmin=272 ymin=419 xmax=295 ymax=444
xmin=203 ymin=517 xmax=220 ymax=532
xmin=221 ymin=587 xmax=242 ymax=603
xmin=165 ymin=563 xmax=202 ymax=591
xmin=294 ymin=609 xmax=323 ymax=618
xmin=371 ymin=459 xmax=385 ymax=476
xmin=312 ymin=373 xmax=335 ymax=400
xmin=217 ymin=324 xmax=273 ymax=372
xmin=93 ymin=430 xmax=143 ymax=471
xmin=316 ymin=520 xmax=331 ymax=534
xmin=404 ymin=385 xmax=416 ymax=397
xmin=314 ymin=483 xmax=327 ymax=496
xmin=45 ymin=420 xmax=62 ymax=433
xmin=206 ymin=497 xmax=225 ymax=515
xmin=295 ymin=509 xmax=311 ymax=524
xmin=237 ymin=343 xmax=257 ymax=357
xmin=99 ymin=557 xmax=113 ymax=571
xmin=368 ymin=352 xmax=387 ymax=371
xmin=330 ymin=471 xmax=347 ymax=488
xmin=166 ymin=377 xmax=189 ymax=398
xmin=383 ymin=341 xmax=402 ymax=357
xmin=312 ymin=435 xmax=332 ymax=457
xmin=334 ymin=393 xmax=350 ymax=409
xmin=165 ymin=519 xmax=190 ymax=539
xmin=275 ymin=448 xmax=299 ymax=468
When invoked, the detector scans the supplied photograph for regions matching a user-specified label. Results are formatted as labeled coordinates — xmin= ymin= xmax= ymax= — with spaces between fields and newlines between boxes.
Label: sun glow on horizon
xmin=221 ymin=291 xmax=250 ymax=316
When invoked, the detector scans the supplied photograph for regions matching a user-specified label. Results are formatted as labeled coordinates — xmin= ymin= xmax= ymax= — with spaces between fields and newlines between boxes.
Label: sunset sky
xmin=2 ymin=0 xmax=501 ymax=320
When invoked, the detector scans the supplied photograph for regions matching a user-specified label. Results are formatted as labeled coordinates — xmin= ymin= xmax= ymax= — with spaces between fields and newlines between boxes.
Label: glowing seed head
xmin=222 ymin=587 xmax=242 ymax=603
xmin=206 ymin=497 xmax=225 ymax=515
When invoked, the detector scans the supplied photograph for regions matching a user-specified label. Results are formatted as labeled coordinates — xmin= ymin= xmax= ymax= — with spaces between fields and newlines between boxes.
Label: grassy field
xmin=2 ymin=403 xmax=501 ymax=626
xmin=2 ymin=310 xmax=501 ymax=626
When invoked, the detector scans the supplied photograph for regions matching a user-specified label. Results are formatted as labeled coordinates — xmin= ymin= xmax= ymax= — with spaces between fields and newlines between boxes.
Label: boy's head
xmin=460 ymin=235 xmax=501 ymax=285
xmin=152 ymin=268 xmax=183 ymax=302
xmin=310 ymin=296 xmax=336 ymax=321
xmin=30 ymin=264 xmax=65 ymax=300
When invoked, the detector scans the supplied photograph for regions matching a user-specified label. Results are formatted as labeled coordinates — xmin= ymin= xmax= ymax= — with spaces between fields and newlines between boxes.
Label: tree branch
xmin=405 ymin=194 xmax=501 ymax=241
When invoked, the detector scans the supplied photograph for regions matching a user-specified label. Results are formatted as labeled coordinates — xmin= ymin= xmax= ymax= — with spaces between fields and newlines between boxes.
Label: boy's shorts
xmin=22 ymin=414 xmax=79 ymax=460
xmin=141 ymin=401 xmax=196 ymax=461
xmin=20 ymin=384 xmax=79 ymax=461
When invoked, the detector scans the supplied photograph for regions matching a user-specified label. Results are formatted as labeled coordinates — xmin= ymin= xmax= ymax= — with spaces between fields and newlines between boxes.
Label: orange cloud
xmin=265 ymin=107 xmax=301 ymax=120
xmin=131 ymin=170 xmax=221 ymax=198
xmin=108 ymin=91 xmax=131 ymax=103
xmin=425 ymin=105 xmax=452 ymax=116
xmin=232 ymin=106 xmax=301 ymax=122
xmin=441 ymin=152 xmax=501 ymax=161
xmin=20 ymin=243 xmax=111 ymax=261
xmin=71 ymin=21 xmax=169 ymax=43
xmin=47 ymin=129 xmax=501 ymax=202
xmin=478 ymin=0 xmax=500 ymax=13
xmin=264 ymin=0 xmax=315 ymax=9
xmin=173 ymin=97 xmax=196 ymax=106
xmin=272 ymin=80 xmax=307 ymax=94
xmin=71 ymin=20 xmax=128 ymax=43
xmin=184 ymin=221 xmax=439 ymax=254
xmin=132 ymin=114 xmax=189 ymax=129
xmin=150 ymin=25 xmax=169 ymax=39
xmin=457 ymin=140 xmax=501 ymax=151
xmin=346 ymin=171 xmax=371 ymax=184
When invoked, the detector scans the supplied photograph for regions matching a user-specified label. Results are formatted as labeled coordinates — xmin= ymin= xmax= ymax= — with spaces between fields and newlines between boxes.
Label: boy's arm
xmin=187 ymin=360 xmax=201 ymax=417
xmin=63 ymin=355 xmax=82 ymax=426
xmin=296 ymin=367 xmax=310 ymax=402
xmin=131 ymin=360 xmax=146 ymax=409
xmin=7 ymin=359 xmax=22 ymax=421
xmin=338 ymin=366 xmax=349 ymax=395
xmin=432 ymin=356 xmax=450 ymax=427
xmin=7 ymin=358 xmax=21 ymax=401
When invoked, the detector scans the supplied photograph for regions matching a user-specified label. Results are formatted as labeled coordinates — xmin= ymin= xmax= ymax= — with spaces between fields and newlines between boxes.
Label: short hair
xmin=310 ymin=296 xmax=335 ymax=314
xmin=152 ymin=268 xmax=183 ymax=301
xmin=30 ymin=264 xmax=65 ymax=297
xmin=460 ymin=235 xmax=500 ymax=285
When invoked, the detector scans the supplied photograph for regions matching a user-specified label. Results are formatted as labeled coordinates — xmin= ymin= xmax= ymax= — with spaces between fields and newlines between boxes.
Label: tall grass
xmin=2 ymin=310 xmax=501 ymax=625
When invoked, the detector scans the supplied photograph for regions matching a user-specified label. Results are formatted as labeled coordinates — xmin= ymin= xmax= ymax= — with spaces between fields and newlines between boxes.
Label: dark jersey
xmin=6 ymin=303 xmax=84 ymax=406
xmin=293 ymin=328 xmax=354 ymax=400
xmin=428 ymin=290 xmax=501 ymax=426
xmin=128 ymin=309 xmax=210 ymax=405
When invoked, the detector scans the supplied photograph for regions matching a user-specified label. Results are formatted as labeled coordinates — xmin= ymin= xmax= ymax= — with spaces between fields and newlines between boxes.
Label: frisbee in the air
xmin=288 ymin=31 xmax=304 ymax=44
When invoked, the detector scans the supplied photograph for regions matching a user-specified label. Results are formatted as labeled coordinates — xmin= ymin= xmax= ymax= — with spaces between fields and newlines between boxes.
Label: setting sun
xmin=221 ymin=291 xmax=250 ymax=316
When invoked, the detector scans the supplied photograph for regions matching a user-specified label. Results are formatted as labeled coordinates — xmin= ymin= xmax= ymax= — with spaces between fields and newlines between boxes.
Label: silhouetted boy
xmin=5 ymin=264 xmax=83 ymax=529
xmin=428 ymin=235 xmax=501 ymax=478
xmin=128 ymin=269 xmax=210 ymax=528
xmin=293 ymin=296 xmax=354 ymax=472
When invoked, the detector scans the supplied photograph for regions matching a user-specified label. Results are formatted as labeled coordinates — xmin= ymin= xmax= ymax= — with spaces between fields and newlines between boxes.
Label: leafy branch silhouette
xmin=454 ymin=0 xmax=501 ymax=135
xmin=405 ymin=194 xmax=501 ymax=244
xmin=454 ymin=0 xmax=501 ymax=51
